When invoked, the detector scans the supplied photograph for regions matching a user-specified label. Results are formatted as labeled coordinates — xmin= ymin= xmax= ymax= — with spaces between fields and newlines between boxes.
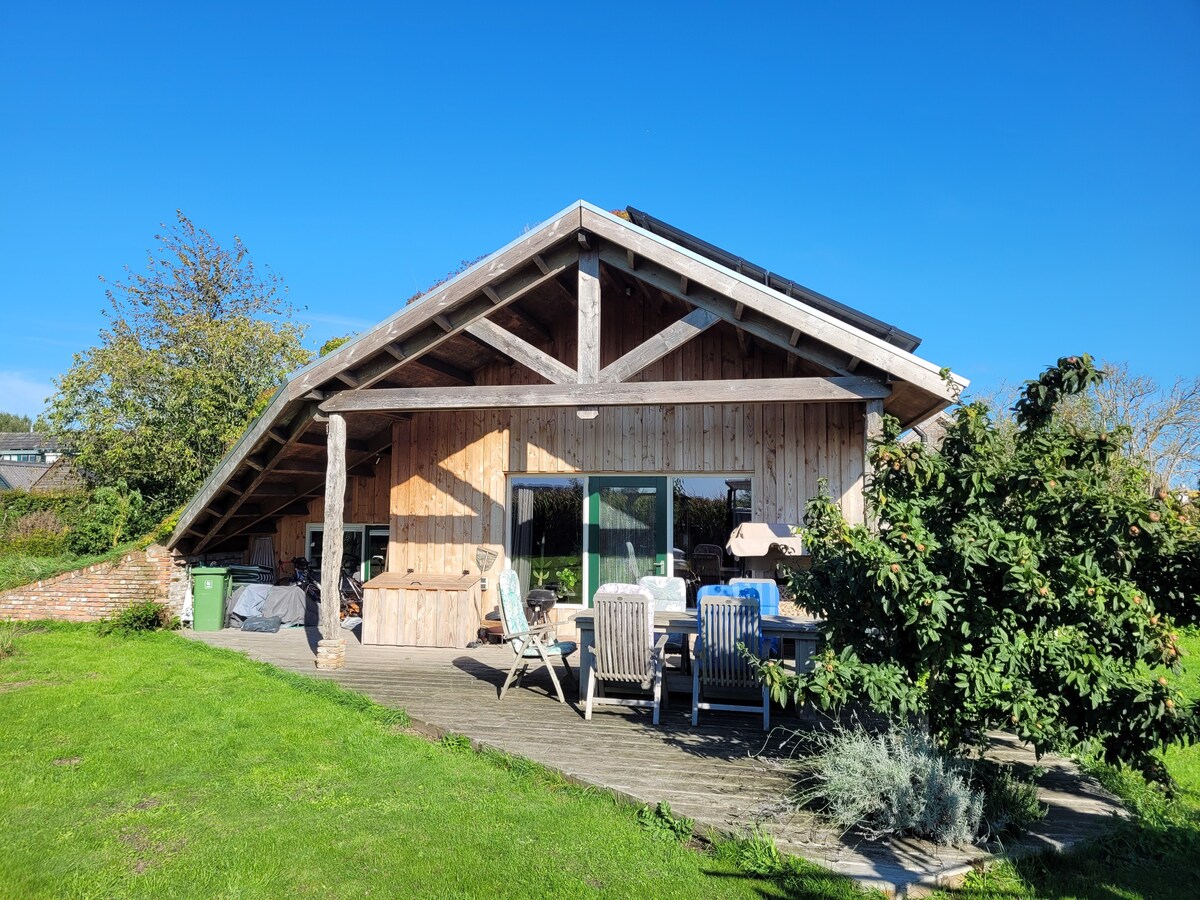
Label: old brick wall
xmin=0 ymin=544 xmax=191 ymax=622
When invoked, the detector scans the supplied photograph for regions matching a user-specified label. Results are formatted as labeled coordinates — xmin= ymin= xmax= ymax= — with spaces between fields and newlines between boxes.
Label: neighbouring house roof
xmin=31 ymin=457 xmax=85 ymax=492
xmin=0 ymin=461 xmax=52 ymax=491
xmin=170 ymin=200 xmax=968 ymax=554
xmin=0 ymin=432 xmax=61 ymax=452
xmin=900 ymin=411 xmax=955 ymax=450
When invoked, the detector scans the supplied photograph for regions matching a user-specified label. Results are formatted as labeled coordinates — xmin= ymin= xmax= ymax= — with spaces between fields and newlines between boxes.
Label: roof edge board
xmin=286 ymin=203 xmax=585 ymax=398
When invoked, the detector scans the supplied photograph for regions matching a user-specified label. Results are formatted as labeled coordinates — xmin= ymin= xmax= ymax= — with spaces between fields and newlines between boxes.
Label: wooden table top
xmin=571 ymin=609 xmax=821 ymax=635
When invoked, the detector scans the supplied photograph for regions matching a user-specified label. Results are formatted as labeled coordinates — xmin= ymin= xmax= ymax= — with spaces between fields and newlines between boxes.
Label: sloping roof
xmin=0 ymin=461 xmax=51 ymax=491
xmin=170 ymin=200 xmax=968 ymax=553
xmin=31 ymin=457 xmax=85 ymax=492
xmin=0 ymin=432 xmax=59 ymax=452
xmin=625 ymin=207 xmax=922 ymax=352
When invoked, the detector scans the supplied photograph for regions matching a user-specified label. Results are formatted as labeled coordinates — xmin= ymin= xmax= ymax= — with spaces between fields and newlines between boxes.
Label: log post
xmin=577 ymin=243 xmax=600 ymax=383
xmin=316 ymin=411 xmax=348 ymax=669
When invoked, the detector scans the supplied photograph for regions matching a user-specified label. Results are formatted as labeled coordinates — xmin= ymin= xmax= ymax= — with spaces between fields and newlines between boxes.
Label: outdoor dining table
xmin=570 ymin=609 xmax=821 ymax=704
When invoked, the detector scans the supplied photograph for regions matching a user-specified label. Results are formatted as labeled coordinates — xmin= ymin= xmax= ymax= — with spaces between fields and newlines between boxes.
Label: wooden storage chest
xmin=361 ymin=572 xmax=482 ymax=649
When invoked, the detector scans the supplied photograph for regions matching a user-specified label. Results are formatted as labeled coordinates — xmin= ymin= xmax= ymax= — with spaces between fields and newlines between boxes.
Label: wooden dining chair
xmin=585 ymin=592 xmax=669 ymax=725
xmin=692 ymin=595 xmax=769 ymax=730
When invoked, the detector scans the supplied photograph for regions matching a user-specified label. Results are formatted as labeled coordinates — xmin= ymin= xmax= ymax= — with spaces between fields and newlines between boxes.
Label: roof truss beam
xmin=599 ymin=308 xmax=719 ymax=383
xmin=334 ymin=240 xmax=579 ymax=391
xmin=319 ymin=376 xmax=889 ymax=414
xmin=464 ymin=318 xmax=577 ymax=384
xmin=599 ymin=246 xmax=857 ymax=376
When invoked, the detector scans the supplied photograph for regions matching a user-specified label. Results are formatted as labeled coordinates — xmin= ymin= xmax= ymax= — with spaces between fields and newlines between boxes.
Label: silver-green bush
xmin=806 ymin=725 xmax=984 ymax=845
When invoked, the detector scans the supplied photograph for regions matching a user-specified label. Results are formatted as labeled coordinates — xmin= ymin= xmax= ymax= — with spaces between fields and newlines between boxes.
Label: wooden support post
xmin=578 ymin=245 xmax=601 ymax=383
xmin=864 ymin=398 xmax=884 ymax=529
xmin=316 ymin=412 xmax=348 ymax=669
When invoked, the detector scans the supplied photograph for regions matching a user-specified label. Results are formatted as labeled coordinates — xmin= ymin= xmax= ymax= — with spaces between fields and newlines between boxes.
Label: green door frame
xmin=586 ymin=475 xmax=669 ymax=607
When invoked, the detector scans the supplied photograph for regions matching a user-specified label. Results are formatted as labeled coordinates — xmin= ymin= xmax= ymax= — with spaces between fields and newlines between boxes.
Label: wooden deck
xmin=187 ymin=626 xmax=1127 ymax=896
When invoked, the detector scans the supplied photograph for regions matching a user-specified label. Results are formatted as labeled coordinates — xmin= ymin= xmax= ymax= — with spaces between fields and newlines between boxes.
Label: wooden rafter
xmin=286 ymin=206 xmax=581 ymax=398
xmin=191 ymin=401 xmax=320 ymax=553
xmin=583 ymin=206 xmax=964 ymax=400
xmin=345 ymin=246 xmax=576 ymax=390
xmin=212 ymin=424 xmax=396 ymax=548
xmin=410 ymin=356 xmax=474 ymax=386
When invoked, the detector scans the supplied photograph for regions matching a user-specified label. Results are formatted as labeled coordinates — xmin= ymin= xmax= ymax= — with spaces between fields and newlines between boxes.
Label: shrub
xmin=0 ymin=530 xmax=68 ymax=557
xmin=0 ymin=489 xmax=88 ymax=533
xmin=96 ymin=600 xmax=178 ymax=636
xmin=729 ymin=827 xmax=784 ymax=875
xmin=766 ymin=356 xmax=1200 ymax=773
xmin=802 ymin=725 xmax=983 ymax=845
xmin=67 ymin=482 xmax=151 ymax=556
xmin=975 ymin=762 xmax=1046 ymax=838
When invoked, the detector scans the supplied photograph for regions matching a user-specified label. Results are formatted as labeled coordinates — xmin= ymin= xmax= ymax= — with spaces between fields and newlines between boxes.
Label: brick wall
xmin=0 ymin=544 xmax=191 ymax=623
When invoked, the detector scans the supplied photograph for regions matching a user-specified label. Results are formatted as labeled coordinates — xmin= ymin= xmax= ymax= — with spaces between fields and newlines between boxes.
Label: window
xmin=304 ymin=524 xmax=388 ymax=582
xmin=672 ymin=476 xmax=752 ymax=580
xmin=509 ymin=477 xmax=583 ymax=601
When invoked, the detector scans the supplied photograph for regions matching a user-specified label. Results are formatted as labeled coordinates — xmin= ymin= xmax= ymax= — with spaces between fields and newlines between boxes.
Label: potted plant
xmin=555 ymin=566 xmax=579 ymax=598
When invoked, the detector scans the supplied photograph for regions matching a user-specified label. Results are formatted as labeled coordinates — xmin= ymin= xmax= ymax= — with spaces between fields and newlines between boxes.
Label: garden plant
xmin=753 ymin=355 xmax=1200 ymax=777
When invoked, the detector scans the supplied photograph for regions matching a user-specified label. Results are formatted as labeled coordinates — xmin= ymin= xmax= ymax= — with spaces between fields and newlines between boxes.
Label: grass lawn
xmin=0 ymin=625 xmax=870 ymax=899
xmin=940 ymin=628 xmax=1200 ymax=900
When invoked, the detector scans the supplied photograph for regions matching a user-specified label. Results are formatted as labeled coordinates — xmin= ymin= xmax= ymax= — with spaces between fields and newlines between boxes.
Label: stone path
xmin=187 ymin=627 xmax=1126 ymax=896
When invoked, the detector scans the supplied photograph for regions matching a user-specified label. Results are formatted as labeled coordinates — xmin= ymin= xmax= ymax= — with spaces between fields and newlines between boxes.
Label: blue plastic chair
xmin=697 ymin=583 xmax=779 ymax=656
xmin=728 ymin=578 xmax=780 ymax=615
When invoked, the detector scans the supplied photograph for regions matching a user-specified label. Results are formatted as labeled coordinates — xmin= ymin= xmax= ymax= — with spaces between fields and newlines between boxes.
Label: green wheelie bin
xmin=191 ymin=567 xmax=231 ymax=631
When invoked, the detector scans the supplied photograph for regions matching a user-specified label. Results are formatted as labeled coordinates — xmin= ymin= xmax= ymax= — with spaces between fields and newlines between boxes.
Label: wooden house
xmin=168 ymin=201 xmax=966 ymax=656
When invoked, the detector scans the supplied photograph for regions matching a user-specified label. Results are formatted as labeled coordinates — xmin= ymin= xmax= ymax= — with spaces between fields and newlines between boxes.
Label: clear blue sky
xmin=2 ymin=1 xmax=1196 ymax=419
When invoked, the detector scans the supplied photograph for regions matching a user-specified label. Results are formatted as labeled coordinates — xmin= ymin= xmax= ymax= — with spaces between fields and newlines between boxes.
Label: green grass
xmin=938 ymin=628 xmax=1200 ymax=900
xmin=0 ymin=542 xmax=141 ymax=593
xmin=0 ymin=625 xmax=873 ymax=899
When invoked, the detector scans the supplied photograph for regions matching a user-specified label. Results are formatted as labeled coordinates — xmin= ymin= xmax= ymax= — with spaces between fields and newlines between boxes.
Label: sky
xmin=1 ymin=1 xmax=1197 ymax=420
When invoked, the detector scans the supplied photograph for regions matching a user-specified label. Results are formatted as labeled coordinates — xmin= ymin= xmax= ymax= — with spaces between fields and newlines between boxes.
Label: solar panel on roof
xmin=624 ymin=206 xmax=921 ymax=352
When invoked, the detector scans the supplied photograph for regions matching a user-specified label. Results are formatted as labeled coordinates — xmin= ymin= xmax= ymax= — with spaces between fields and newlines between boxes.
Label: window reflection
xmin=510 ymin=477 xmax=583 ymax=601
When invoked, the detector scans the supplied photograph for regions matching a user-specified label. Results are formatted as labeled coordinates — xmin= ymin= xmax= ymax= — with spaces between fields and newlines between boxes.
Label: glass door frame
xmin=585 ymin=475 xmax=670 ymax=607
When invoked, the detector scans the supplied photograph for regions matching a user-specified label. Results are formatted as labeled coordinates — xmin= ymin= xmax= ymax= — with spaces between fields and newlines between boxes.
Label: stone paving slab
xmin=186 ymin=627 xmax=1127 ymax=896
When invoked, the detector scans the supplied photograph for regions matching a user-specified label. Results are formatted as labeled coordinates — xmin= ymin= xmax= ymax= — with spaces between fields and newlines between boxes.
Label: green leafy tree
xmin=319 ymin=334 xmax=353 ymax=357
xmin=0 ymin=412 xmax=33 ymax=432
xmin=47 ymin=212 xmax=311 ymax=518
xmin=755 ymin=356 xmax=1200 ymax=774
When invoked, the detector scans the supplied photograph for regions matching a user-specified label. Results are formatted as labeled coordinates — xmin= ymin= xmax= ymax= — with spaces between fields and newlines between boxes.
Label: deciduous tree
xmin=0 ymin=412 xmax=33 ymax=432
xmin=47 ymin=212 xmax=311 ymax=518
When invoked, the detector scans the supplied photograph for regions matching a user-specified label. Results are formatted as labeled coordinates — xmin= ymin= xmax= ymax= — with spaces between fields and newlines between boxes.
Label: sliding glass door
xmin=587 ymin=477 xmax=669 ymax=605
